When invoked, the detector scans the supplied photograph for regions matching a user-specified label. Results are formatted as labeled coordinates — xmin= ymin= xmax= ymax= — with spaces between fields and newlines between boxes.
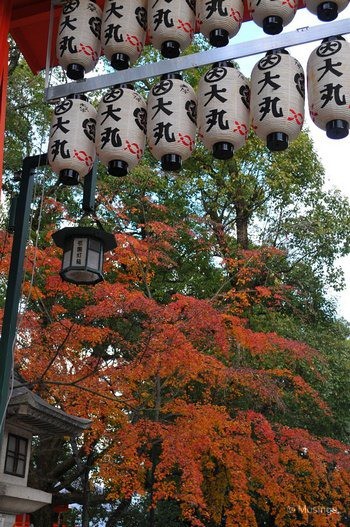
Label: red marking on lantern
xmin=195 ymin=15 xmax=202 ymax=32
xmin=73 ymin=149 xmax=94 ymax=167
xmin=230 ymin=8 xmax=243 ymax=23
xmin=251 ymin=119 xmax=258 ymax=131
xmin=178 ymin=133 xmax=195 ymax=150
xmin=126 ymin=34 xmax=143 ymax=53
xmin=177 ymin=19 xmax=194 ymax=37
xmin=233 ymin=121 xmax=248 ymax=138
xmin=287 ymin=108 xmax=303 ymax=125
xmin=124 ymin=140 xmax=143 ymax=159
xmin=309 ymin=105 xmax=318 ymax=123
xmin=79 ymin=43 xmax=98 ymax=62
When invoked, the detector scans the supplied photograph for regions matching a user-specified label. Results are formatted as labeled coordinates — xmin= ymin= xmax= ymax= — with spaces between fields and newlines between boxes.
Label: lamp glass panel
xmin=72 ymin=237 xmax=88 ymax=267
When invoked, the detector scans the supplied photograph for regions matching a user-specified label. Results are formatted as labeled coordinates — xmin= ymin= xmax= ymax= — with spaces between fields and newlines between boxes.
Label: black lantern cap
xmin=263 ymin=16 xmax=283 ymax=35
xmin=67 ymin=64 xmax=85 ymax=80
xmin=213 ymin=142 xmax=234 ymax=160
xmin=267 ymin=132 xmax=288 ymax=151
xmin=161 ymin=154 xmax=182 ymax=171
xmin=53 ymin=226 xmax=116 ymax=251
xmin=317 ymin=1 xmax=338 ymax=20
xmin=111 ymin=53 xmax=130 ymax=70
xmin=326 ymin=119 xmax=349 ymax=139
xmin=160 ymin=72 xmax=182 ymax=80
xmin=213 ymin=60 xmax=234 ymax=68
xmin=209 ymin=29 xmax=229 ymax=47
xmin=59 ymin=169 xmax=80 ymax=186
xmin=161 ymin=40 xmax=181 ymax=58
xmin=108 ymin=160 xmax=129 ymax=177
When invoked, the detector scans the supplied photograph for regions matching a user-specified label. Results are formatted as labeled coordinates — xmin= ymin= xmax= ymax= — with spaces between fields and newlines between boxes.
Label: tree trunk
xmin=235 ymin=203 xmax=249 ymax=249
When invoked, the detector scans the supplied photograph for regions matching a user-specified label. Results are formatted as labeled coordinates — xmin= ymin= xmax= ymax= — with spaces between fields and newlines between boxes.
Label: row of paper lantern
xmin=57 ymin=0 xmax=349 ymax=80
xmin=48 ymin=36 xmax=350 ymax=184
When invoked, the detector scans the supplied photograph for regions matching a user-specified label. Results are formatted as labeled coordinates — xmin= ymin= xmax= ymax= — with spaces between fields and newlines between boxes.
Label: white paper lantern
xmin=101 ymin=0 xmax=147 ymax=70
xmin=248 ymin=0 xmax=297 ymax=34
xmin=304 ymin=0 xmax=348 ymax=20
xmin=48 ymin=94 xmax=97 ymax=185
xmin=307 ymin=36 xmax=350 ymax=139
xmin=56 ymin=0 xmax=102 ymax=79
xmin=96 ymin=85 xmax=147 ymax=176
xmin=250 ymin=49 xmax=305 ymax=151
xmin=148 ymin=0 xmax=195 ymax=58
xmin=196 ymin=0 xmax=243 ymax=47
xmin=197 ymin=62 xmax=250 ymax=159
xmin=147 ymin=73 xmax=197 ymax=171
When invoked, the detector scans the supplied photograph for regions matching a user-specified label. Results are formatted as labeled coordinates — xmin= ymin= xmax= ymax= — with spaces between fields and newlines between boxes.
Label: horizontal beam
xmin=45 ymin=18 xmax=350 ymax=102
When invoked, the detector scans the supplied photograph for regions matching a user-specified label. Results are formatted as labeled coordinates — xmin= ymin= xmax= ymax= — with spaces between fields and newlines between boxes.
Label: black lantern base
xmin=263 ymin=16 xmax=283 ymax=35
xmin=111 ymin=53 xmax=130 ymax=70
xmin=213 ymin=142 xmax=234 ymax=160
xmin=317 ymin=1 xmax=338 ymax=20
xmin=59 ymin=169 xmax=80 ymax=186
xmin=67 ymin=63 xmax=85 ymax=80
xmin=209 ymin=29 xmax=229 ymax=47
xmin=326 ymin=119 xmax=349 ymax=139
xmin=161 ymin=154 xmax=182 ymax=171
xmin=108 ymin=160 xmax=129 ymax=177
xmin=161 ymin=40 xmax=180 ymax=58
xmin=267 ymin=132 xmax=288 ymax=151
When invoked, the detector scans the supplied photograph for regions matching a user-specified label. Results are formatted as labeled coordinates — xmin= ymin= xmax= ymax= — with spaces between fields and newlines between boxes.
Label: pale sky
xmin=233 ymin=10 xmax=350 ymax=322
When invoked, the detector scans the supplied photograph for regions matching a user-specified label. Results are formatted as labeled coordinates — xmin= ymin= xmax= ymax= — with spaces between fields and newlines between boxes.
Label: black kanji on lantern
xmin=100 ymin=104 xmax=122 ymax=125
xmin=89 ymin=17 xmax=101 ymax=38
xmin=153 ymin=122 xmax=176 ymax=144
xmin=257 ymin=71 xmax=281 ymax=94
xmin=104 ymin=24 xmax=123 ymax=45
xmin=135 ymin=6 xmax=147 ymax=29
xmin=134 ymin=107 xmax=147 ymax=133
xmin=83 ymin=118 xmax=96 ymax=141
xmin=186 ymin=100 xmax=197 ymax=124
xmin=105 ymin=2 xmax=123 ymax=21
xmin=153 ymin=9 xmax=174 ymax=30
xmin=240 ymin=84 xmax=250 ymax=109
xmin=55 ymin=99 xmax=73 ymax=115
xmin=152 ymin=80 xmax=173 ymax=97
xmin=50 ymin=117 xmax=70 ymax=137
xmin=259 ymin=96 xmax=283 ymax=121
xmin=100 ymin=127 xmax=122 ymax=148
xmin=316 ymin=39 xmax=342 ymax=58
xmin=317 ymin=58 xmax=343 ymax=82
xmin=185 ymin=0 xmax=196 ymax=12
xmin=63 ymin=0 xmax=80 ymax=15
xmin=50 ymin=139 xmax=71 ymax=161
xmin=204 ymin=67 xmax=227 ymax=83
xmin=205 ymin=0 xmax=228 ymax=18
xmin=320 ymin=83 xmax=346 ymax=108
xmin=152 ymin=98 xmax=173 ymax=119
xmin=206 ymin=109 xmax=229 ymax=131
xmin=204 ymin=84 xmax=228 ymax=106
xmin=58 ymin=36 xmax=77 ymax=57
xmin=258 ymin=54 xmax=281 ymax=70
xmin=103 ymin=89 xmax=124 ymax=103
xmin=294 ymin=73 xmax=305 ymax=99
xmin=59 ymin=15 xmax=77 ymax=35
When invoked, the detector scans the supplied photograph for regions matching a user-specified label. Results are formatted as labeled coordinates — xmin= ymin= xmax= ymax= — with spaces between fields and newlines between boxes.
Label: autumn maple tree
xmin=1 ymin=47 xmax=350 ymax=527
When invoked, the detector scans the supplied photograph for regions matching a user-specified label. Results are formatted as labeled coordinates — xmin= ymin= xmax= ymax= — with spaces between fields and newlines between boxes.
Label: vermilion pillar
xmin=0 ymin=0 xmax=13 ymax=193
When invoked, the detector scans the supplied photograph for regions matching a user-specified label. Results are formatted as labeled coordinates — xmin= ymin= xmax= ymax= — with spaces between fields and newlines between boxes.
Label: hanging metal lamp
xmin=52 ymin=226 xmax=116 ymax=286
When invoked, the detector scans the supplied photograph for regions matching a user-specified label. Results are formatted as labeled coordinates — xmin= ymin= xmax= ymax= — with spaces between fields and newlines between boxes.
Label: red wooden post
xmin=0 ymin=0 xmax=13 ymax=193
